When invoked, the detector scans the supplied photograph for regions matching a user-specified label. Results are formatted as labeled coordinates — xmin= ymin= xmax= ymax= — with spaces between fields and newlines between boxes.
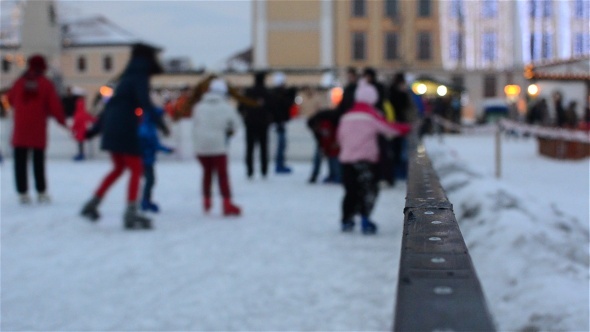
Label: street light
xmin=527 ymin=84 xmax=539 ymax=97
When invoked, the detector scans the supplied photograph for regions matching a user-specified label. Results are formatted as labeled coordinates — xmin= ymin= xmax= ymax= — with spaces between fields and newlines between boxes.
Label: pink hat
xmin=354 ymin=79 xmax=378 ymax=105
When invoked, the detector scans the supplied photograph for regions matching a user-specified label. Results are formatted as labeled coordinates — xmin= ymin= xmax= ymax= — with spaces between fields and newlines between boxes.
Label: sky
xmin=59 ymin=0 xmax=252 ymax=70
xmin=1 ymin=118 xmax=588 ymax=331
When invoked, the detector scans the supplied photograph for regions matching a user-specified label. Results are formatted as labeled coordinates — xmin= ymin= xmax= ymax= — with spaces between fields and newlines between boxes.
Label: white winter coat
xmin=191 ymin=92 xmax=242 ymax=156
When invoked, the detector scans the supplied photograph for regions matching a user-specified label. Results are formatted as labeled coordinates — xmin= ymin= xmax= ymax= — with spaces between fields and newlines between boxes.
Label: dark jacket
xmin=335 ymin=82 xmax=357 ymax=116
xmin=89 ymin=57 xmax=164 ymax=155
xmin=269 ymin=86 xmax=297 ymax=124
xmin=239 ymin=84 xmax=272 ymax=127
xmin=389 ymin=86 xmax=413 ymax=123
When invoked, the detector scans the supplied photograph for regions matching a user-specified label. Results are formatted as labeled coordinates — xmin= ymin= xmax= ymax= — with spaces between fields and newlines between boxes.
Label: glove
xmin=394 ymin=123 xmax=412 ymax=136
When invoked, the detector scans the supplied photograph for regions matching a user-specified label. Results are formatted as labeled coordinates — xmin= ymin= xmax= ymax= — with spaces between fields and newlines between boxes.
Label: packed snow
xmin=1 ymin=122 xmax=588 ymax=331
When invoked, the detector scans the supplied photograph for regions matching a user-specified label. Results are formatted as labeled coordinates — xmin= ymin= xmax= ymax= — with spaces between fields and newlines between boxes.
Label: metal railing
xmin=393 ymin=136 xmax=496 ymax=331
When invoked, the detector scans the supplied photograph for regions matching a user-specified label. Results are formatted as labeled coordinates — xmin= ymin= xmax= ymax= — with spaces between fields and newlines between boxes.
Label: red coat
xmin=72 ymin=98 xmax=96 ymax=142
xmin=8 ymin=73 xmax=66 ymax=149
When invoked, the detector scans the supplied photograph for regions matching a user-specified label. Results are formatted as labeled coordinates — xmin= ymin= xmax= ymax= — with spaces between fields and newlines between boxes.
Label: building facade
xmin=252 ymin=0 xmax=590 ymax=120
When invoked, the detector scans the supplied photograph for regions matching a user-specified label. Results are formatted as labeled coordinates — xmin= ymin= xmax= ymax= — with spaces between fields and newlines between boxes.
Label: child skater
xmin=139 ymin=107 xmax=174 ymax=212
xmin=191 ymin=78 xmax=242 ymax=216
xmin=71 ymin=96 xmax=96 ymax=161
xmin=336 ymin=79 xmax=410 ymax=234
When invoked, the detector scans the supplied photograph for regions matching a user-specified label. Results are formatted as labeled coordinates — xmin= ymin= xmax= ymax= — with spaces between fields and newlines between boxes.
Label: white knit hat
xmin=354 ymin=79 xmax=378 ymax=105
xmin=273 ymin=71 xmax=286 ymax=86
xmin=209 ymin=78 xmax=228 ymax=95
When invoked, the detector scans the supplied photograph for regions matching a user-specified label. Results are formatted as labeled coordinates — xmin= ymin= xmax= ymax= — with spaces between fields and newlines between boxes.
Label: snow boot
xmin=141 ymin=199 xmax=159 ymax=213
xmin=361 ymin=217 xmax=378 ymax=235
xmin=38 ymin=192 xmax=51 ymax=204
xmin=223 ymin=198 xmax=241 ymax=216
xmin=124 ymin=203 xmax=152 ymax=230
xmin=19 ymin=193 xmax=32 ymax=205
xmin=81 ymin=196 xmax=101 ymax=221
xmin=203 ymin=197 xmax=212 ymax=213
xmin=341 ymin=220 xmax=355 ymax=233
xmin=275 ymin=165 xmax=292 ymax=174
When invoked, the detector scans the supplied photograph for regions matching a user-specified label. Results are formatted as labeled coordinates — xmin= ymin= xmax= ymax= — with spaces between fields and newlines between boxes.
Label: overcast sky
xmin=59 ymin=0 xmax=252 ymax=70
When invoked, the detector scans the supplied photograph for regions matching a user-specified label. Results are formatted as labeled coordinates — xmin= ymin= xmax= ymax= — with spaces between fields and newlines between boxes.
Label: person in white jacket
xmin=192 ymin=78 xmax=242 ymax=216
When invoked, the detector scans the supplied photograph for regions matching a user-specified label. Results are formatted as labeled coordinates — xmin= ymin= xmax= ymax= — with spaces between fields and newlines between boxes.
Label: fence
xmin=393 ymin=133 xmax=496 ymax=331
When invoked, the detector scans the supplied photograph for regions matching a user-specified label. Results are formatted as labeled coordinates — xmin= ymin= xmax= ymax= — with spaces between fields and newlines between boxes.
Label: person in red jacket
xmin=71 ymin=96 xmax=95 ymax=161
xmin=7 ymin=54 xmax=67 ymax=204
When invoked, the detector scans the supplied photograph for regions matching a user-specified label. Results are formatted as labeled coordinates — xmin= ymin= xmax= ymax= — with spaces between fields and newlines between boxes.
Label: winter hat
xmin=27 ymin=54 xmax=47 ymax=74
xmin=354 ymin=79 xmax=378 ymax=105
xmin=208 ymin=78 xmax=228 ymax=95
xmin=273 ymin=71 xmax=286 ymax=87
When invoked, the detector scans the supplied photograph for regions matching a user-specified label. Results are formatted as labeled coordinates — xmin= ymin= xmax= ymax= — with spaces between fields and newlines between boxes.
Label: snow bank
xmin=425 ymin=136 xmax=589 ymax=331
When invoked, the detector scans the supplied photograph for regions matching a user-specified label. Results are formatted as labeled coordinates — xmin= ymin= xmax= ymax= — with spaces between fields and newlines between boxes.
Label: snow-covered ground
xmin=1 ymin=129 xmax=588 ymax=331
xmin=424 ymin=133 xmax=589 ymax=332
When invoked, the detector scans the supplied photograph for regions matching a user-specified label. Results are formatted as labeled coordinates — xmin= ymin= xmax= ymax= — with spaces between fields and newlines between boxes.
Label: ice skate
xmin=341 ymin=220 xmax=355 ymax=233
xmin=19 ymin=194 xmax=32 ymax=205
xmin=124 ymin=204 xmax=152 ymax=230
xmin=361 ymin=218 xmax=378 ymax=235
xmin=38 ymin=192 xmax=51 ymax=204
xmin=223 ymin=198 xmax=241 ymax=216
xmin=81 ymin=196 xmax=101 ymax=221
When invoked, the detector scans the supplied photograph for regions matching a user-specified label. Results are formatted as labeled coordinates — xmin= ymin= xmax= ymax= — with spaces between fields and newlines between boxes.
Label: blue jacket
xmin=139 ymin=108 xmax=172 ymax=166
xmin=93 ymin=57 xmax=163 ymax=155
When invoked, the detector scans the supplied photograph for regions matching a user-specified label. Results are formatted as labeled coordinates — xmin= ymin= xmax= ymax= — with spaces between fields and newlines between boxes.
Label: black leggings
xmin=14 ymin=147 xmax=46 ymax=194
xmin=341 ymin=162 xmax=379 ymax=222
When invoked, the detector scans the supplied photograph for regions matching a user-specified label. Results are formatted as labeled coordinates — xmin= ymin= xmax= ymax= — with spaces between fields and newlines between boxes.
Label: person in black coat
xmin=238 ymin=71 xmax=272 ymax=179
xmin=335 ymin=67 xmax=358 ymax=117
xmin=269 ymin=72 xmax=297 ymax=174
xmin=81 ymin=43 xmax=168 ymax=230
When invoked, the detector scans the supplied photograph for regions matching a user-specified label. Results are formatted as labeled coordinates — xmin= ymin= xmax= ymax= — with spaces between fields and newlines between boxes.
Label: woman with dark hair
xmin=81 ymin=43 xmax=168 ymax=230
xmin=7 ymin=54 xmax=67 ymax=204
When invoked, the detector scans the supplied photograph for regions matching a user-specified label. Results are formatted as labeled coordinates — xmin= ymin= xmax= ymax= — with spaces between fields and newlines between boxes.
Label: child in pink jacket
xmin=337 ymin=79 xmax=410 ymax=234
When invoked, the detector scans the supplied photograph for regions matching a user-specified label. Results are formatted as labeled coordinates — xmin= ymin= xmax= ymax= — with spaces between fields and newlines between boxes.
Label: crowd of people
xmin=4 ymin=44 xmax=423 ymax=233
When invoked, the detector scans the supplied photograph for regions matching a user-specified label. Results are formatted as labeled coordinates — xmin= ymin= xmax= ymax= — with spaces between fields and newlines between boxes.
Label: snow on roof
xmin=61 ymin=15 xmax=157 ymax=48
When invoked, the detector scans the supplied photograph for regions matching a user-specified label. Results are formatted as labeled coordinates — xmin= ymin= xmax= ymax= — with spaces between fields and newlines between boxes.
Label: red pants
xmin=198 ymin=155 xmax=231 ymax=199
xmin=95 ymin=153 xmax=143 ymax=202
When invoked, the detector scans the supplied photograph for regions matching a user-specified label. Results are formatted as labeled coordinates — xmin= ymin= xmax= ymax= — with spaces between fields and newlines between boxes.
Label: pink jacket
xmin=337 ymin=102 xmax=410 ymax=163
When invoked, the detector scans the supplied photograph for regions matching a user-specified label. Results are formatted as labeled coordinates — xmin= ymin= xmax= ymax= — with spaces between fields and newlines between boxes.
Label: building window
xmin=384 ymin=32 xmax=399 ymax=60
xmin=450 ymin=32 xmax=463 ymax=60
xmin=574 ymin=33 xmax=590 ymax=56
xmin=385 ymin=0 xmax=398 ymax=18
xmin=2 ymin=57 xmax=10 ymax=73
xmin=481 ymin=0 xmax=498 ymax=18
xmin=352 ymin=0 xmax=366 ymax=17
xmin=103 ymin=55 xmax=113 ymax=72
xmin=418 ymin=0 xmax=431 ymax=17
xmin=541 ymin=33 xmax=552 ymax=59
xmin=530 ymin=0 xmax=552 ymax=18
xmin=482 ymin=32 xmax=497 ymax=61
xmin=77 ymin=56 xmax=87 ymax=72
xmin=450 ymin=0 xmax=464 ymax=19
xmin=417 ymin=31 xmax=432 ymax=60
xmin=352 ymin=32 xmax=366 ymax=61
xmin=575 ymin=0 xmax=590 ymax=18
xmin=483 ymin=75 xmax=496 ymax=98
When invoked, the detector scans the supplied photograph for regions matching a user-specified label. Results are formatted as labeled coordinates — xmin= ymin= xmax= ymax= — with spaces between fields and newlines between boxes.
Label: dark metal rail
xmin=393 ymin=139 xmax=496 ymax=331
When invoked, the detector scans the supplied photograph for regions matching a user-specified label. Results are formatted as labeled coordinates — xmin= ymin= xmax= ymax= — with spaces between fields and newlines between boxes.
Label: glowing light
xmin=504 ymin=85 xmax=521 ymax=97
xmin=437 ymin=85 xmax=448 ymax=97
xmin=135 ymin=108 xmax=143 ymax=117
xmin=100 ymin=86 xmax=113 ymax=98
xmin=413 ymin=83 xmax=428 ymax=95
xmin=527 ymin=84 xmax=539 ymax=96
xmin=330 ymin=87 xmax=343 ymax=107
